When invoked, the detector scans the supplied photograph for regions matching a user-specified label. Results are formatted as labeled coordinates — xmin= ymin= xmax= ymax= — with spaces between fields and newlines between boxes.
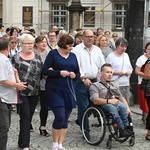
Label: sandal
xmin=145 ymin=134 xmax=150 ymax=141
xmin=39 ymin=127 xmax=50 ymax=137
xmin=11 ymin=105 xmax=16 ymax=111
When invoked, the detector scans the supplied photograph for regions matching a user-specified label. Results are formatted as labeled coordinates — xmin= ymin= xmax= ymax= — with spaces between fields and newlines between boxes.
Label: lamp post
xmin=66 ymin=0 xmax=87 ymax=32
xmin=125 ymin=0 xmax=145 ymax=104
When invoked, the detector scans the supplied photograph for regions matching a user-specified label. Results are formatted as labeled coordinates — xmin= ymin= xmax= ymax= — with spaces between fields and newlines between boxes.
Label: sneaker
xmin=119 ymin=128 xmax=130 ymax=138
xmin=23 ymin=148 xmax=30 ymax=150
xmin=52 ymin=147 xmax=59 ymax=150
xmin=58 ymin=147 xmax=67 ymax=150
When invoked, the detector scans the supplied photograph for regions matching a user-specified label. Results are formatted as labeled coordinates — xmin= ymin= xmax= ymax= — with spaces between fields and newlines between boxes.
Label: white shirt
xmin=106 ymin=52 xmax=133 ymax=86
xmin=0 ymin=53 xmax=17 ymax=104
xmin=72 ymin=42 xmax=105 ymax=79
xmin=135 ymin=54 xmax=147 ymax=84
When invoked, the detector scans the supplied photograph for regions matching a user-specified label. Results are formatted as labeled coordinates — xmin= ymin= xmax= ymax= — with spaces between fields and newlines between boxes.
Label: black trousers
xmin=145 ymin=96 xmax=150 ymax=130
xmin=39 ymin=91 xmax=48 ymax=127
xmin=18 ymin=95 xmax=38 ymax=148
xmin=0 ymin=103 xmax=11 ymax=150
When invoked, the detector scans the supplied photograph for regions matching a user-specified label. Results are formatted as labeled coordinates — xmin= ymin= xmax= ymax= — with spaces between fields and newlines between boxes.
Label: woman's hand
xmin=69 ymin=72 xmax=76 ymax=79
xmin=125 ymin=71 xmax=131 ymax=76
xmin=60 ymin=70 xmax=70 ymax=78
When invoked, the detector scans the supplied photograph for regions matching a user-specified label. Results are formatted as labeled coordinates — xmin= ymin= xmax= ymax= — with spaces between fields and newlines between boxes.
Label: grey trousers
xmin=0 ymin=103 xmax=11 ymax=150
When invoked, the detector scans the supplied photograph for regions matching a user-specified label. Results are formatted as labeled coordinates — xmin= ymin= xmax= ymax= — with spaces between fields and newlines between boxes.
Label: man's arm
xmin=120 ymin=96 xmax=131 ymax=114
xmin=14 ymin=68 xmax=21 ymax=83
xmin=0 ymin=80 xmax=27 ymax=91
xmin=92 ymin=97 xmax=107 ymax=105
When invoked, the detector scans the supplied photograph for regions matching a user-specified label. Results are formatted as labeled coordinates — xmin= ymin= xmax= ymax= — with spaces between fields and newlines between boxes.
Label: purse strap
xmin=117 ymin=54 xmax=124 ymax=79
xmin=120 ymin=54 xmax=124 ymax=72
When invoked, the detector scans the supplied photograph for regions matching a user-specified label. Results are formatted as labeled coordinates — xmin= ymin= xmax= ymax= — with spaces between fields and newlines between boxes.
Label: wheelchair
xmin=81 ymin=103 xmax=135 ymax=149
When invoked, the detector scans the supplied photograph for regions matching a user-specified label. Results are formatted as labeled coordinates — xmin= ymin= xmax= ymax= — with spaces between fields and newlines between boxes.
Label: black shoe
xmin=39 ymin=127 xmax=50 ymax=137
xmin=75 ymin=119 xmax=80 ymax=126
xmin=124 ymin=127 xmax=133 ymax=135
xmin=119 ymin=128 xmax=131 ymax=138
xmin=30 ymin=124 xmax=34 ymax=132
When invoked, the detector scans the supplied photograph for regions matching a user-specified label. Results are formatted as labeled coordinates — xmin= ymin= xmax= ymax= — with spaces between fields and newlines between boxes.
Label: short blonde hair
xmin=95 ymin=34 xmax=108 ymax=47
xmin=20 ymin=33 xmax=35 ymax=44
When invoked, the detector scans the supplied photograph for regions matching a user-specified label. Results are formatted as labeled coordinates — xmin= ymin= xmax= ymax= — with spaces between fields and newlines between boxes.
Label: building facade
xmin=0 ymin=0 xmax=148 ymax=37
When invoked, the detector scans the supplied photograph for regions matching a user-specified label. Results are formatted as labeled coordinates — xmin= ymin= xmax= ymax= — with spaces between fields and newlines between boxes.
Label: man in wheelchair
xmin=89 ymin=63 xmax=132 ymax=138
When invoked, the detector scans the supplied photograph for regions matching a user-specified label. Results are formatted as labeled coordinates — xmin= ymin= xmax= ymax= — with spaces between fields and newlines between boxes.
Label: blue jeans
xmin=75 ymin=79 xmax=90 ymax=130
xmin=101 ymin=101 xmax=128 ymax=128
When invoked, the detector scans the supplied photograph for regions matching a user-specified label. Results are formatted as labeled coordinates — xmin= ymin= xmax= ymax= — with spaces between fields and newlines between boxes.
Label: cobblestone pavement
xmin=7 ymin=104 xmax=149 ymax=150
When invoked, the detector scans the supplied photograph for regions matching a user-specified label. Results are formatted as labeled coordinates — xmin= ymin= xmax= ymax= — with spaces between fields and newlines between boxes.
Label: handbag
xmin=140 ymin=78 xmax=147 ymax=91
xmin=111 ymin=54 xmax=124 ymax=89
xmin=111 ymin=77 xmax=120 ymax=89
xmin=144 ymin=58 xmax=150 ymax=80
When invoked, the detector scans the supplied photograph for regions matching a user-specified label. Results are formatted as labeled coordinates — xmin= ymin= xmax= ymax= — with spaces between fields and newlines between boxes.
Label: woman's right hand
xmin=60 ymin=70 xmax=70 ymax=78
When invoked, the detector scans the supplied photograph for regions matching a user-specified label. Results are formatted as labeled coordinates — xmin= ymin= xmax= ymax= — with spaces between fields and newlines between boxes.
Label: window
xmin=52 ymin=4 xmax=66 ymax=28
xmin=84 ymin=7 xmax=95 ymax=27
xmin=114 ymin=4 xmax=125 ymax=30
xmin=148 ymin=12 xmax=150 ymax=27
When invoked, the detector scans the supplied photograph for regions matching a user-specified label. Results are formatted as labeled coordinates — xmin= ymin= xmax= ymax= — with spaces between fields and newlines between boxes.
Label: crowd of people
xmin=0 ymin=24 xmax=149 ymax=150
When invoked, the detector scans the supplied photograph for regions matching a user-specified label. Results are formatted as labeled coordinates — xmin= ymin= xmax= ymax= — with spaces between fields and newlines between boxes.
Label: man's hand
xmin=127 ymin=107 xmax=132 ymax=115
xmin=84 ymin=78 xmax=92 ymax=87
xmin=108 ymin=98 xmax=119 ymax=105
xmin=16 ymin=82 xmax=27 ymax=91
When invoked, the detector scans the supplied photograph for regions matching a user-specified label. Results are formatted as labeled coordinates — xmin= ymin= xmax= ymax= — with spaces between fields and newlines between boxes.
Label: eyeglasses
xmin=48 ymin=35 xmax=56 ymax=37
xmin=22 ymin=43 xmax=34 ymax=45
xmin=84 ymin=36 xmax=94 ymax=38
xmin=11 ymin=42 xmax=17 ymax=44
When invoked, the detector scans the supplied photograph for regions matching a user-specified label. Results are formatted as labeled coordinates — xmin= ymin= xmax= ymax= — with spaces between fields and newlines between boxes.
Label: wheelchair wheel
xmin=82 ymin=106 xmax=106 ymax=146
xmin=129 ymin=137 xmax=135 ymax=146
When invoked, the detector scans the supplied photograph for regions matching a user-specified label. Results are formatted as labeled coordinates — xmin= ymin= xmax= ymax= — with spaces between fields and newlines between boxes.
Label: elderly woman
xmin=11 ymin=34 xmax=42 ymax=150
xmin=42 ymin=34 xmax=80 ymax=150
xmin=96 ymin=34 xmax=113 ymax=59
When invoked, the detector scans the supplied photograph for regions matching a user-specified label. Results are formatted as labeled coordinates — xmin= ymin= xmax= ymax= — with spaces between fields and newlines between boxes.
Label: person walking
xmin=11 ymin=34 xmax=42 ymax=150
xmin=72 ymin=29 xmax=105 ymax=132
xmin=0 ymin=37 xmax=27 ymax=150
xmin=42 ymin=34 xmax=80 ymax=150
xmin=35 ymin=35 xmax=50 ymax=136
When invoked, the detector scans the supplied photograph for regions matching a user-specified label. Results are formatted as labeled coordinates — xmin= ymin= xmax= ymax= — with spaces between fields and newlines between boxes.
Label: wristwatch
xmin=82 ymin=78 xmax=87 ymax=82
